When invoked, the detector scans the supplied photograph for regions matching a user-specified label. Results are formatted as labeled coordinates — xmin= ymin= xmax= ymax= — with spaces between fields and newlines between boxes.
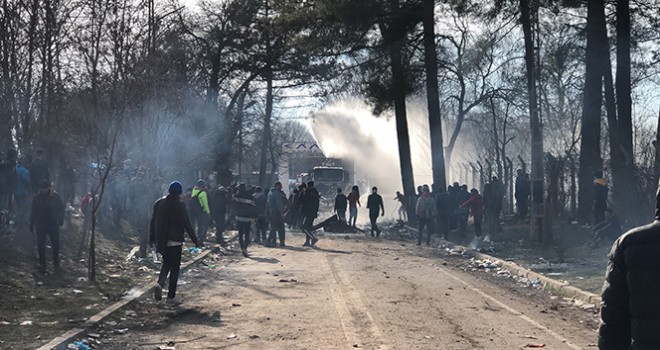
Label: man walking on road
xmin=30 ymin=179 xmax=65 ymax=273
xmin=415 ymin=185 xmax=435 ymax=245
xmin=301 ymin=181 xmax=320 ymax=247
xmin=367 ymin=186 xmax=385 ymax=237
xmin=598 ymin=187 xmax=660 ymax=349
xmin=150 ymin=181 xmax=202 ymax=304
xmin=234 ymin=184 xmax=257 ymax=257
xmin=334 ymin=188 xmax=348 ymax=223
xmin=253 ymin=187 xmax=268 ymax=244
xmin=267 ymin=182 xmax=288 ymax=247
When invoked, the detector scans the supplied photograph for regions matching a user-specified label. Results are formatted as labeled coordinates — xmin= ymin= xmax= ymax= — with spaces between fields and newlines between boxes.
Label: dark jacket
xmin=366 ymin=193 xmax=384 ymax=216
xmin=254 ymin=192 xmax=267 ymax=216
xmin=599 ymin=219 xmax=660 ymax=349
xmin=211 ymin=188 xmax=228 ymax=217
xmin=0 ymin=159 xmax=17 ymax=195
xmin=30 ymin=189 xmax=65 ymax=228
xmin=301 ymin=187 xmax=320 ymax=218
xmin=334 ymin=193 xmax=348 ymax=213
xmin=149 ymin=195 xmax=199 ymax=254
xmin=234 ymin=190 xmax=257 ymax=222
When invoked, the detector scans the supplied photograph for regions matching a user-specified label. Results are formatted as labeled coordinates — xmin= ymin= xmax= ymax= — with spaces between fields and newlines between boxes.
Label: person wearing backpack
xmin=190 ymin=180 xmax=210 ymax=242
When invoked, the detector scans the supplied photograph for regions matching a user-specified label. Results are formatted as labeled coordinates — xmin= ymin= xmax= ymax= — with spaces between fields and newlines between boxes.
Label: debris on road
xmin=279 ymin=279 xmax=298 ymax=283
xmin=227 ymin=333 xmax=238 ymax=339
xmin=524 ymin=344 xmax=546 ymax=348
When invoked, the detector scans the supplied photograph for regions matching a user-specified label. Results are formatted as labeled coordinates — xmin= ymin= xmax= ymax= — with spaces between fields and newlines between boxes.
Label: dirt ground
xmin=0 ymin=213 xmax=206 ymax=350
xmin=71 ymin=229 xmax=600 ymax=350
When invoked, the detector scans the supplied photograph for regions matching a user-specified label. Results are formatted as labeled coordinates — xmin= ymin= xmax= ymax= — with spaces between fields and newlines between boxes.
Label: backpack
xmin=190 ymin=190 xmax=204 ymax=214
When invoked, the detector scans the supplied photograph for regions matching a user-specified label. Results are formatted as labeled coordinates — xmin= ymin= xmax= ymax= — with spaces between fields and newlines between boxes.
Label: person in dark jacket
xmin=15 ymin=157 xmax=30 ymax=228
xmin=514 ymin=169 xmax=530 ymax=221
xmin=30 ymin=179 xmax=65 ymax=273
xmin=234 ymin=183 xmax=257 ymax=256
xmin=150 ymin=181 xmax=202 ymax=303
xmin=367 ymin=186 xmax=385 ymax=237
xmin=594 ymin=172 xmax=609 ymax=225
xmin=267 ymin=182 xmax=288 ymax=247
xmin=300 ymin=181 xmax=320 ymax=247
xmin=334 ymin=188 xmax=348 ymax=223
xmin=598 ymin=189 xmax=660 ymax=349
xmin=211 ymin=186 xmax=228 ymax=246
xmin=435 ymin=190 xmax=452 ymax=240
xmin=253 ymin=187 xmax=268 ymax=244
xmin=0 ymin=148 xmax=17 ymax=211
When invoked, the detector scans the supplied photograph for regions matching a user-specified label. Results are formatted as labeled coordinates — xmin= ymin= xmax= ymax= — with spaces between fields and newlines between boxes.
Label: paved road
xmin=98 ymin=233 xmax=599 ymax=350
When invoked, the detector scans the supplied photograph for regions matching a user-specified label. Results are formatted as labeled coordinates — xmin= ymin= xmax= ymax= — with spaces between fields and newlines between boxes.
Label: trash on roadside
xmin=36 ymin=281 xmax=43 ymax=286
xmin=189 ymin=247 xmax=202 ymax=254
xmin=232 ymin=303 xmax=242 ymax=307
xmin=114 ymin=328 xmax=129 ymax=334
xmin=279 ymin=279 xmax=298 ymax=283
xmin=156 ymin=347 xmax=175 ymax=350
xmin=227 ymin=333 xmax=237 ymax=339
xmin=20 ymin=320 xmax=32 ymax=326
xmin=77 ymin=277 xmax=88 ymax=282
xmin=524 ymin=344 xmax=546 ymax=348
xmin=72 ymin=289 xmax=84 ymax=295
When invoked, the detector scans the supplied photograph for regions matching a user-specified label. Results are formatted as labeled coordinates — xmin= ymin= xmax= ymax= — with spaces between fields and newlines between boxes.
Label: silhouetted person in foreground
xmin=234 ymin=183 xmax=257 ymax=257
xmin=598 ymin=187 xmax=660 ymax=349
xmin=150 ymin=181 xmax=202 ymax=304
xmin=31 ymin=179 xmax=65 ymax=273
xmin=267 ymin=182 xmax=288 ymax=247
xmin=347 ymin=185 xmax=360 ymax=228
xmin=367 ymin=186 xmax=384 ymax=237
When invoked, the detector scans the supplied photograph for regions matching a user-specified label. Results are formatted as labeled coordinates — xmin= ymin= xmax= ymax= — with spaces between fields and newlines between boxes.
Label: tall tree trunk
xmin=613 ymin=0 xmax=636 ymax=223
xmin=259 ymin=67 xmax=274 ymax=188
xmin=520 ymin=0 xmax=545 ymax=242
xmin=386 ymin=1 xmax=416 ymax=215
xmin=577 ymin=0 xmax=605 ymax=223
xmin=423 ymin=0 xmax=447 ymax=192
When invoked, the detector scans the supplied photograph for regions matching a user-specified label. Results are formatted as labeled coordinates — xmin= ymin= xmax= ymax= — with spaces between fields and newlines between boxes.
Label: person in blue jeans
xmin=347 ymin=185 xmax=361 ymax=228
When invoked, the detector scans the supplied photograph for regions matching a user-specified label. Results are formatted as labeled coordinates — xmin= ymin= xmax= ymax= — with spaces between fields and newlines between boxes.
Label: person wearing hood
xmin=267 ymin=182 xmax=288 ymax=247
xmin=190 ymin=180 xmax=210 ymax=242
xmin=334 ymin=188 xmax=348 ymax=223
xmin=150 ymin=181 xmax=202 ymax=304
xmin=30 ymin=179 xmax=65 ymax=273
xmin=415 ymin=185 xmax=435 ymax=246
xmin=598 ymin=185 xmax=660 ymax=349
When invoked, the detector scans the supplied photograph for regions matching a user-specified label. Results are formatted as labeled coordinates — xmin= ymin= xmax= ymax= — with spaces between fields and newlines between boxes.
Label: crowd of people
xmin=402 ymin=177 xmax=506 ymax=246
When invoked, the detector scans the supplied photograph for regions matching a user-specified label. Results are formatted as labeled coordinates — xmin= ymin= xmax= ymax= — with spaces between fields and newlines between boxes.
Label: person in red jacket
xmin=461 ymin=189 xmax=484 ymax=238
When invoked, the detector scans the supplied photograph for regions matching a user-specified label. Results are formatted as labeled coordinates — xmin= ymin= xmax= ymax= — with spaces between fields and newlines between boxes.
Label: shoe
xmin=377 ymin=230 xmax=381 ymax=238
xmin=416 ymin=242 xmax=421 ymax=246
xmin=166 ymin=297 xmax=182 ymax=305
xmin=279 ymin=243 xmax=286 ymax=247
xmin=242 ymin=249 xmax=249 ymax=257
xmin=154 ymin=284 xmax=163 ymax=301
xmin=303 ymin=242 xmax=312 ymax=247
xmin=311 ymin=238 xmax=319 ymax=246
xmin=425 ymin=242 xmax=430 ymax=246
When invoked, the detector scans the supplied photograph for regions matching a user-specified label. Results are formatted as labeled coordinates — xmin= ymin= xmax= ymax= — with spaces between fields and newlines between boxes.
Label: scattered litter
xmin=156 ymin=347 xmax=175 ymax=350
xmin=114 ymin=328 xmax=129 ymax=334
xmin=227 ymin=333 xmax=238 ymax=339
xmin=189 ymin=247 xmax=202 ymax=254
xmin=87 ymin=333 xmax=101 ymax=339
xmin=393 ymin=257 xmax=400 ymax=261
xmin=0 ymin=321 xmax=11 ymax=325
xmin=36 ymin=281 xmax=43 ymax=286
xmin=72 ymin=289 xmax=84 ymax=295
xmin=279 ymin=279 xmax=298 ymax=283
xmin=20 ymin=321 xmax=33 ymax=326
xmin=524 ymin=344 xmax=546 ymax=348
xmin=77 ymin=277 xmax=88 ymax=282
xmin=249 ymin=335 xmax=260 ymax=339
xmin=125 ymin=246 xmax=139 ymax=261
xmin=68 ymin=341 xmax=91 ymax=350
xmin=232 ymin=303 xmax=242 ymax=307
